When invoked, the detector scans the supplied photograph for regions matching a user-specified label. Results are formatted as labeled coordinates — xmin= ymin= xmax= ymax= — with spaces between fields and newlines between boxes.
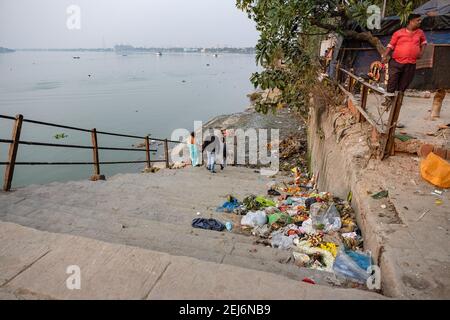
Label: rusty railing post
xmin=348 ymin=77 xmax=354 ymax=93
xmin=90 ymin=128 xmax=103 ymax=180
xmin=336 ymin=64 xmax=340 ymax=83
xmin=145 ymin=135 xmax=151 ymax=169
xmin=383 ymin=91 xmax=404 ymax=158
xmin=359 ymin=85 xmax=369 ymax=123
xmin=164 ymin=139 xmax=169 ymax=168
xmin=3 ymin=114 xmax=23 ymax=191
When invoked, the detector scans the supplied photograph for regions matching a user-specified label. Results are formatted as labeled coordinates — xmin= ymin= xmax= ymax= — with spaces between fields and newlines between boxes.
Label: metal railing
xmin=335 ymin=67 xmax=404 ymax=159
xmin=0 ymin=114 xmax=185 ymax=191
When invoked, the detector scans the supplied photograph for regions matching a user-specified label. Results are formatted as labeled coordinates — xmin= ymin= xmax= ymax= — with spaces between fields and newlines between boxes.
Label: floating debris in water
xmin=54 ymin=133 xmax=68 ymax=140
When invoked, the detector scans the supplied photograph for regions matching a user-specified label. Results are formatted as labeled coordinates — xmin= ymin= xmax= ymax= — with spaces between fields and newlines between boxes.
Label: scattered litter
xmin=416 ymin=209 xmax=431 ymax=222
xmin=381 ymin=204 xmax=387 ymax=209
xmin=302 ymin=277 xmax=316 ymax=285
xmin=196 ymin=212 xmax=201 ymax=216
xmin=241 ymin=211 xmax=267 ymax=228
xmin=54 ymin=133 xmax=68 ymax=140
xmin=293 ymin=252 xmax=310 ymax=266
xmin=395 ymin=134 xmax=415 ymax=142
xmin=201 ymin=170 xmax=367 ymax=287
xmin=192 ymin=218 xmax=225 ymax=231
xmin=371 ymin=190 xmax=389 ymax=199
xmin=310 ymin=202 xmax=341 ymax=232
xmin=271 ymin=230 xmax=294 ymax=249
xmin=268 ymin=212 xmax=292 ymax=228
xmin=252 ymin=224 xmax=271 ymax=238
xmin=142 ymin=166 xmax=160 ymax=173
xmin=435 ymin=199 xmax=443 ymax=206
xmin=216 ymin=195 xmax=240 ymax=213
xmin=333 ymin=250 xmax=370 ymax=284
xmin=268 ymin=189 xmax=281 ymax=196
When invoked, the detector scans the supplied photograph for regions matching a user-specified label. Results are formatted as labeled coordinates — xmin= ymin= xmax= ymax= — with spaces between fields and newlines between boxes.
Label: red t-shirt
xmin=387 ymin=28 xmax=427 ymax=64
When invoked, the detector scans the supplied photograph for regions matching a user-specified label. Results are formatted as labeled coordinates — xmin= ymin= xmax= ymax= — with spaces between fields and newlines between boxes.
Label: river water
xmin=0 ymin=51 xmax=258 ymax=187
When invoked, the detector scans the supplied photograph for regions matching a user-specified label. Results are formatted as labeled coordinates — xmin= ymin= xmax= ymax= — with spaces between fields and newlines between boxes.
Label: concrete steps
xmin=0 ymin=166 xmax=358 ymax=289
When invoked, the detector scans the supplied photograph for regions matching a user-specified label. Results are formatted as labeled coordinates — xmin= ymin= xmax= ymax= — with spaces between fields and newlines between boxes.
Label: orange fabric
xmin=420 ymin=152 xmax=450 ymax=188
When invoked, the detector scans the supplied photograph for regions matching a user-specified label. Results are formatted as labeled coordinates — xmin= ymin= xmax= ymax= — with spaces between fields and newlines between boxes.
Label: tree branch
xmin=310 ymin=19 xmax=386 ymax=56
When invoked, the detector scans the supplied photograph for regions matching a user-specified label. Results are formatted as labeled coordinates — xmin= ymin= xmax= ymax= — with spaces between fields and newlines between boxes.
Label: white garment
xmin=206 ymin=151 xmax=216 ymax=170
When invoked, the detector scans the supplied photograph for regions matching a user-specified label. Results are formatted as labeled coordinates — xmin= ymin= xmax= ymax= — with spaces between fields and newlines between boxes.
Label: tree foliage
xmin=237 ymin=0 xmax=428 ymax=114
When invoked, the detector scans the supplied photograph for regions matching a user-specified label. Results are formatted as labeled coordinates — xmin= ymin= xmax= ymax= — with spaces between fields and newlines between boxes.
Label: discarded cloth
xmin=192 ymin=218 xmax=225 ymax=231
xmin=216 ymin=196 xmax=240 ymax=213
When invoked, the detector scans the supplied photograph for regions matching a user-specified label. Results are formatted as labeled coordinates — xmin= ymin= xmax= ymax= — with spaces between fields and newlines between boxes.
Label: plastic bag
xmin=268 ymin=212 xmax=292 ymax=226
xmin=252 ymin=224 xmax=271 ymax=238
xmin=300 ymin=218 xmax=315 ymax=234
xmin=420 ymin=152 xmax=450 ymax=188
xmin=345 ymin=249 xmax=371 ymax=270
xmin=192 ymin=218 xmax=225 ymax=232
xmin=255 ymin=196 xmax=276 ymax=207
xmin=271 ymin=231 xmax=294 ymax=249
xmin=241 ymin=210 xmax=267 ymax=227
xmin=333 ymin=250 xmax=370 ymax=284
xmin=310 ymin=203 xmax=341 ymax=232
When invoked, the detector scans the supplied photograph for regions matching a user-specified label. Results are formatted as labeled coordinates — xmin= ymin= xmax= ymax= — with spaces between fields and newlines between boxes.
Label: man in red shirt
xmin=382 ymin=14 xmax=427 ymax=99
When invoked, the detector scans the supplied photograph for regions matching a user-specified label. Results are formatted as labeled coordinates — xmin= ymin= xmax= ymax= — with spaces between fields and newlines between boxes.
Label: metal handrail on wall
xmin=335 ymin=67 xmax=404 ymax=159
xmin=0 ymin=114 xmax=185 ymax=191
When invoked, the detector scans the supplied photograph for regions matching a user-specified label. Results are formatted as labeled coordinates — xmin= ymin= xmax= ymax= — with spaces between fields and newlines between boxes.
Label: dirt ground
xmin=366 ymin=92 xmax=450 ymax=148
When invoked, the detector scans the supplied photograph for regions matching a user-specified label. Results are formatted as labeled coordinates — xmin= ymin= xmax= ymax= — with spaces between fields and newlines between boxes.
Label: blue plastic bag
xmin=333 ymin=250 xmax=371 ymax=284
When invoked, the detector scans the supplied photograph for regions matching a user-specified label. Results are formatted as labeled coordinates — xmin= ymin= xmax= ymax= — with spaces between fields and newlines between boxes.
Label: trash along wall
xmin=307 ymin=95 xmax=390 ymax=295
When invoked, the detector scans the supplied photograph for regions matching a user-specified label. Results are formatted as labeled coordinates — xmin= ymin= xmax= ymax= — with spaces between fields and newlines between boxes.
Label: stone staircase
xmin=0 ymin=166 xmax=353 ymax=288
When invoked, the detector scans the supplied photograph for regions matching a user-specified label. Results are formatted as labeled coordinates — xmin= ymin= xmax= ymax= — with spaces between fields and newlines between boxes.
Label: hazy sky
xmin=0 ymin=0 xmax=258 ymax=48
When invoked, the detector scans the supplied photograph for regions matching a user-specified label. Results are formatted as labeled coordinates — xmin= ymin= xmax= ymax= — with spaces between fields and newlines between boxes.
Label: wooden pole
xmin=164 ymin=139 xmax=169 ymax=168
xmin=384 ymin=91 xmax=404 ymax=157
xmin=145 ymin=135 xmax=151 ymax=169
xmin=431 ymin=89 xmax=446 ymax=119
xmin=336 ymin=64 xmax=340 ymax=82
xmin=359 ymin=85 xmax=369 ymax=123
xmin=361 ymin=85 xmax=369 ymax=111
xmin=348 ymin=77 xmax=354 ymax=93
xmin=3 ymin=114 xmax=23 ymax=191
xmin=91 ymin=128 xmax=100 ymax=176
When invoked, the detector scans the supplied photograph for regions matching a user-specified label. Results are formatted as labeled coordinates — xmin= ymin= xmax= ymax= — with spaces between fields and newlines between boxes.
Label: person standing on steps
xmin=202 ymin=133 xmax=219 ymax=174
xmin=220 ymin=128 xmax=227 ymax=170
xmin=188 ymin=131 xmax=199 ymax=167
xmin=381 ymin=14 xmax=427 ymax=107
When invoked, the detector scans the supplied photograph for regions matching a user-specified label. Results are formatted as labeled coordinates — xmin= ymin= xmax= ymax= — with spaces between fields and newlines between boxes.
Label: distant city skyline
xmin=0 ymin=0 xmax=258 ymax=49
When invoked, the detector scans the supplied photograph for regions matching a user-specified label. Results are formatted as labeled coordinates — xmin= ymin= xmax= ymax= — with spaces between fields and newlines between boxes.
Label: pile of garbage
xmin=279 ymin=133 xmax=308 ymax=172
xmin=212 ymin=170 xmax=373 ymax=285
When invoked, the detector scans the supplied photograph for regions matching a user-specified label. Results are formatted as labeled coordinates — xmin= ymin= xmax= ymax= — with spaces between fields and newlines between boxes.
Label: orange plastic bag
xmin=420 ymin=152 xmax=450 ymax=188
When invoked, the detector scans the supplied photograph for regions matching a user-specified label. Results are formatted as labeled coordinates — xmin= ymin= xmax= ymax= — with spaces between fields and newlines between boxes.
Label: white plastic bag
xmin=241 ymin=210 xmax=267 ymax=227
xmin=271 ymin=231 xmax=294 ymax=249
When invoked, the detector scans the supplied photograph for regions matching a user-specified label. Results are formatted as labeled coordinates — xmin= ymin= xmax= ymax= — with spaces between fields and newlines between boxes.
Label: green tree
xmin=237 ymin=0 xmax=428 ymax=114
